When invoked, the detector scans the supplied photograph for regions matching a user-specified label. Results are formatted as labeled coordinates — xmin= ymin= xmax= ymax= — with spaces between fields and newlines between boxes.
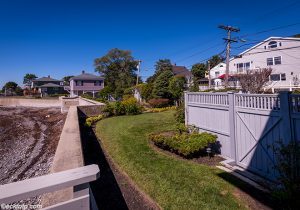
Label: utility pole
xmin=136 ymin=60 xmax=141 ymax=86
xmin=218 ymin=25 xmax=240 ymax=88
xmin=207 ymin=61 xmax=211 ymax=89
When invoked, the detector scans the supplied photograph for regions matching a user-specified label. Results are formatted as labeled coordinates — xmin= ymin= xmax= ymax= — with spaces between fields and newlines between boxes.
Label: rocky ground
xmin=0 ymin=107 xmax=66 ymax=206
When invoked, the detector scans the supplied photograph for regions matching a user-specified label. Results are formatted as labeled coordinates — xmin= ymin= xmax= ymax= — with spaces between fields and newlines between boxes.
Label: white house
xmin=229 ymin=36 xmax=300 ymax=92
xmin=209 ymin=62 xmax=227 ymax=87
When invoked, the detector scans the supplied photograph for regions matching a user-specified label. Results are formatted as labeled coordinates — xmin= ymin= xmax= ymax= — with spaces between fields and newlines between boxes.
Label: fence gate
xmin=234 ymin=94 xmax=290 ymax=180
xmin=185 ymin=91 xmax=297 ymax=181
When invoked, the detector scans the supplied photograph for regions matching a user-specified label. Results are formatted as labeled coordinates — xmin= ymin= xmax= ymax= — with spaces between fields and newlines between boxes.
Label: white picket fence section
xmin=185 ymin=91 xmax=299 ymax=181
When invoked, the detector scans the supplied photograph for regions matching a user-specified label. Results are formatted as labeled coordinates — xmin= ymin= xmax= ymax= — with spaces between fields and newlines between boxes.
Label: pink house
xmin=69 ymin=71 xmax=104 ymax=97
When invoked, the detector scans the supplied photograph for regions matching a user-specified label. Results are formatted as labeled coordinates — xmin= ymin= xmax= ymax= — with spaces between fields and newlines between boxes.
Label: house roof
xmin=172 ymin=65 xmax=192 ymax=77
xmin=70 ymin=71 xmax=104 ymax=81
xmin=33 ymin=76 xmax=62 ymax=82
xmin=230 ymin=36 xmax=300 ymax=61
xmin=210 ymin=62 xmax=226 ymax=71
xmin=39 ymin=83 xmax=61 ymax=87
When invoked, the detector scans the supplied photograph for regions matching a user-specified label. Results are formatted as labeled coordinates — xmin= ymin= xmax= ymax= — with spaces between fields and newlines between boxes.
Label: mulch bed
xmin=149 ymin=139 xmax=224 ymax=167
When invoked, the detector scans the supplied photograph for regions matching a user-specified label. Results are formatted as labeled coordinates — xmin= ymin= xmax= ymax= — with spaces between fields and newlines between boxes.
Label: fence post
xmin=279 ymin=91 xmax=292 ymax=143
xmin=184 ymin=91 xmax=188 ymax=126
xmin=228 ymin=92 xmax=236 ymax=162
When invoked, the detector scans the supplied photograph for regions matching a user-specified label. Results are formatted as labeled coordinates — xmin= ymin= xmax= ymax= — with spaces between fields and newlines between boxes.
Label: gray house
xmin=69 ymin=71 xmax=104 ymax=97
xmin=31 ymin=76 xmax=65 ymax=96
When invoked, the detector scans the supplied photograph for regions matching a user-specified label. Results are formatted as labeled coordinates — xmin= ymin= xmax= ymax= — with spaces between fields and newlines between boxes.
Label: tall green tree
xmin=168 ymin=76 xmax=186 ymax=105
xmin=23 ymin=73 xmax=37 ymax=86
xmin=2 ymin=81 xmax=18 ymax=91
xmin=146 ymin=59 xmax=173 ymax=83
xmin=208 ymin=55 xmax=224 ymax=68
xmin=94 ymin=48 xmax=138 ymax=98
xmin=191 ymin=63 xmax=206 ymax=79
xmin=152 ymin=70 xmax=173 ymax=99
xmin=2 ymin=81 xmax=23 ymax=95
xmin=190 ymin=63 xmax=207 ymax=92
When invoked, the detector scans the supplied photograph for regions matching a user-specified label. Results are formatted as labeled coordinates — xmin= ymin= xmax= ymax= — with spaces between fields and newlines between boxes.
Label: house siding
xmin=229 ymin=38 xmax=300 ymax=89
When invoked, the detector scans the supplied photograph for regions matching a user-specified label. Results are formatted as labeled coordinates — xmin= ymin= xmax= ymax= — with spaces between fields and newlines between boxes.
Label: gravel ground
xmin=0 ymin=107 xmax=66 ymax=206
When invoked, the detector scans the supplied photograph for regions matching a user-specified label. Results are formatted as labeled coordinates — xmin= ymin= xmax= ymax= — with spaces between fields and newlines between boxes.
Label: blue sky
xmin=0 ymin=0 xmax=299 ymax=87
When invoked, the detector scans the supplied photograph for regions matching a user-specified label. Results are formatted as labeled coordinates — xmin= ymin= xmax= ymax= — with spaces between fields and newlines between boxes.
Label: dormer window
xmin=268 ymin=41 xmax=278 ymax=49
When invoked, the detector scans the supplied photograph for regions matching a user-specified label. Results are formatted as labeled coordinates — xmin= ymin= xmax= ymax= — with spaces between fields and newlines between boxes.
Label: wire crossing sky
xmin=0 ymin=0 xmax=299 ymax=86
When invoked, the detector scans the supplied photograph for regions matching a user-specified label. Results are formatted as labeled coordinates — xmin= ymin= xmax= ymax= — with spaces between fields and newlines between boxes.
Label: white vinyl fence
xmin=185 ymin=91 xmax=300 ymax=181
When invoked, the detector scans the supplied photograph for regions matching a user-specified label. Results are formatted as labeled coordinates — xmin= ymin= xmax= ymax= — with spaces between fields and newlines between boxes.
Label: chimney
xmin=48 ymin=75 xmax=50 ymax=78
xmin=82 ymin=70 xmax=85 ymax=74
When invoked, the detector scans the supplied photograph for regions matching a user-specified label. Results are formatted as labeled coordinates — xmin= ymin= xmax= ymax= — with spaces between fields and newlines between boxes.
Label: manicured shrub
xmin=85 ymin=114 xmax=104 ymax=127
xmin=114 ymin=101 xmax=126 ymax=115
xmin=121 ymin=97 xmax=141 ymax=115
xmin=145 ymin=106 xmax=177 ymax=113
xmin=103 ymin=103 xmax=115 ymax=116
xmin=149 ymin=131 xmax=217 ymax=158
xmin=148 ymin=98 xmax=170 ymax=108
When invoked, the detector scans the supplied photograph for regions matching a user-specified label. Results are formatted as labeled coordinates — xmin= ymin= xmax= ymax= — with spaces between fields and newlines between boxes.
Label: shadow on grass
xmin=217 ymin=172 xmax=280 ymax=209
xmin=78 ymin=109 xmax=128 ymax=210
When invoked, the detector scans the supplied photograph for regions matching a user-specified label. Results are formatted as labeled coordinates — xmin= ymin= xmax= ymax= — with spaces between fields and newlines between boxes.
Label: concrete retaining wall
xmin=0 ymin=97 xmax=60 ymax=107
xmin=60 ymin=96 xmax=105 ymax=113
xmin=42 ymin=106 xmax=84 ymax=207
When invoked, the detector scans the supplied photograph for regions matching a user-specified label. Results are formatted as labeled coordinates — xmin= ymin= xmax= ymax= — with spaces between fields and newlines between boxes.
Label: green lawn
xmin=95 ymin=111 xmax=245 ymax=210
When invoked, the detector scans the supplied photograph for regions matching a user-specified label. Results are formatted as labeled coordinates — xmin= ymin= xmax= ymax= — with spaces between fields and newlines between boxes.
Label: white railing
xmin=291 ymin=94 xmax=300 ymax=113
xmin=187 ymin=92 xmax=229 ymax=106
xmin=0 ymin=164 xmax=100 ymax=210
xmin=235 ymin=94 xmax=280 ymax=110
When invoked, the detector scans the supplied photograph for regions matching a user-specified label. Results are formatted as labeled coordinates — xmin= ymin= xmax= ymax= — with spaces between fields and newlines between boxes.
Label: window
xmin=270 ymin=74 xmax=280 ymax=81
xmin=274 ymin=56 xmax=281 ymax=65
xmin=267 ymin=58 xmax=273 ymax=66
xmin=244 ymin=62 xmax=250 ymax=70
xmin=76 ymin=81 xmax=83 ymax=86
xmin=236 ymin=62 xmax=251 ymax=72
xmin=215 ymin=71 xmax=220 ymax=77
xmin=237 ymin=63 xmax=244 ymax=72
xmin=94 ymin=81 xmax=102 ymax=86
xmin=281 ymin=73 xmax=286 ymax=81
xmin=268 ymin=41 xmax=278 ymax=49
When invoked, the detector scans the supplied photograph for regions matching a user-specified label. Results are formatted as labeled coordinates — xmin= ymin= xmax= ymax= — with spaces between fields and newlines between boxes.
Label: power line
xmin=175 ymin=42 xmax=224 ymax=63
xmin=240 ymin=22 xmax=300 ymax=38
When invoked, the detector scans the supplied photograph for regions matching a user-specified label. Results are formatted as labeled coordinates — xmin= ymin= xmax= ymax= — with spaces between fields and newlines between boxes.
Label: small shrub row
xmin=103 ymin=97 xmax=142 ymax=116
xmin=148 ymin=98 xmax=170 ymax=108
xmin=145 ymin=106 xmax=177 ymax=113
xmin=85 ymin=114 xmax=104 ymax=127
xmin=149 ymin=131 xmax=217 ymax=158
